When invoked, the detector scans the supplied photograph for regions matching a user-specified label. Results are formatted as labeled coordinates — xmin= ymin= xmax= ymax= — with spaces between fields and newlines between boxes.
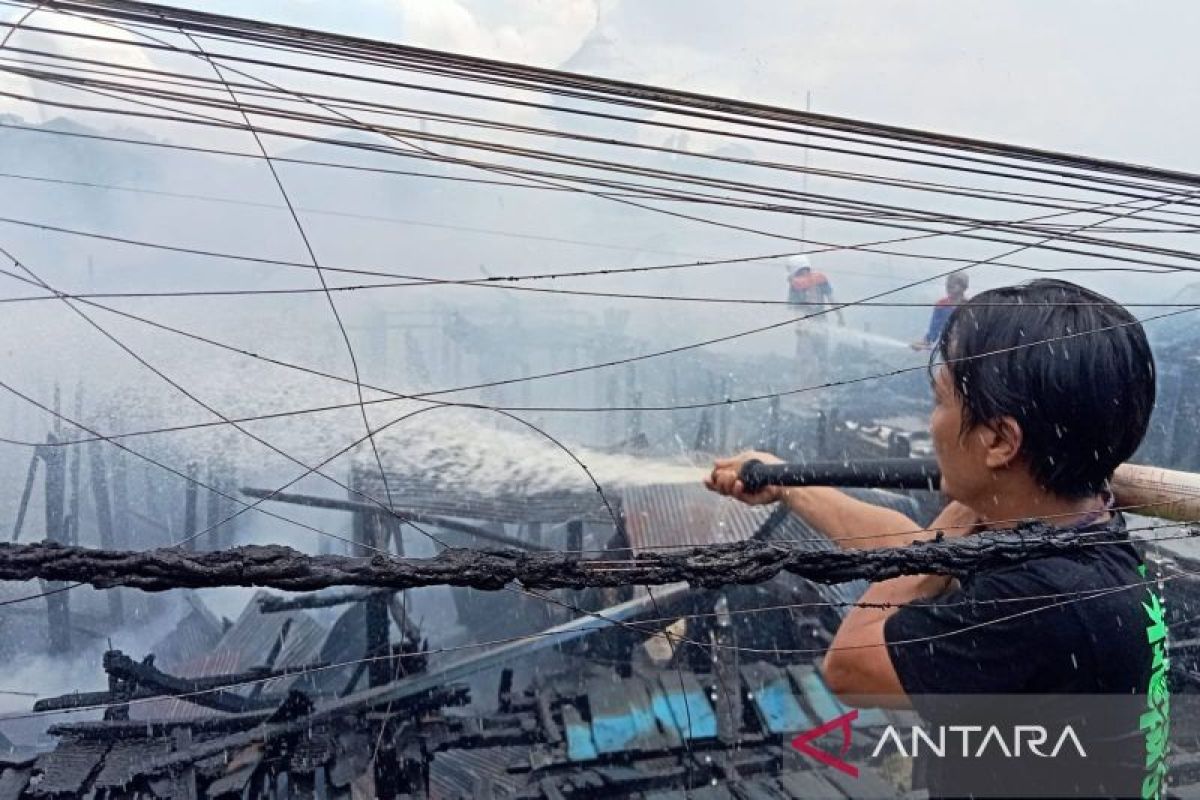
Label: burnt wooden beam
xmin=142 ymin=684 xmax=467 ymax=775
xmin=241 ymin=487 xmax=551 ymax=551
xmin=48 ymin=711 xmax=267 ymax=740
xmin=9 ymin=446 xmax=39 ymax=543
xmin=98 ymin=651 xmax=280 ymax=714
xmin=34 ymin=688 xmax=154 ymax=712
xmin=0 ymin=523 xmax=1165 ymax=593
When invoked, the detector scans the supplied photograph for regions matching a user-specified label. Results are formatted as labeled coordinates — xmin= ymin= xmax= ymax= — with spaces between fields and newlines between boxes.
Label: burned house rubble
xmin=0 ymin=466 xmax=917 ymax=799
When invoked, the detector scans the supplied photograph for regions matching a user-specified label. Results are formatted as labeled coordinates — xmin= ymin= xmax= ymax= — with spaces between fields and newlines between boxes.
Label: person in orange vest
xmin=787 ymin=255 xmax=844 ymax=365
xmin=911 ymin=272 xmax=969 ymax=350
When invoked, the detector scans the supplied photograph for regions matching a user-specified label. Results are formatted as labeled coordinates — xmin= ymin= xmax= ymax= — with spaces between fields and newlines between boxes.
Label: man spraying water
xmin=708 ymin=279 xmax=1165 ymax=798
xmin=912 ymin=271 xmax=970 ymax=351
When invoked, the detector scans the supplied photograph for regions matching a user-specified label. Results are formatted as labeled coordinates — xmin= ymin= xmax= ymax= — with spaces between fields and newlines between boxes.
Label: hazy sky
xmin=182 ymin=1 xmax=1200 ymax=172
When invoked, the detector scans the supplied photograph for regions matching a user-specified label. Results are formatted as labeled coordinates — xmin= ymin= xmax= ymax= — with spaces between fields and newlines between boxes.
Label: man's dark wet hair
xmin=936 ymin=279 xmax=1155 ymax=498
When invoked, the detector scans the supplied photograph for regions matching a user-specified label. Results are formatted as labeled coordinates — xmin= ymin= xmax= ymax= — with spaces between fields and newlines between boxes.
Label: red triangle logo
xmin=790 ymin=709 xmax=860 ymax=777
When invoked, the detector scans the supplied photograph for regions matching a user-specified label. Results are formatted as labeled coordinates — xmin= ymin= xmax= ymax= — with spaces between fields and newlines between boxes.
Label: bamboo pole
xmin=1113 ymin=463 xmax=1200 ymax=524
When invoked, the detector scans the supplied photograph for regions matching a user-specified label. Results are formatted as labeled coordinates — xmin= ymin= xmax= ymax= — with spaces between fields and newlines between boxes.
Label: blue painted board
xmin=588 ymin=678 xmax=663 ymax=754
xmin=655 ymin=673 xmax=717 ymax=740
xmin=561 ymin=703 xmax=598 ymax=761
xmin=788 ymin=664 xmax=887 ymax=728
xmin=742 ymin=663 xmax=812 ymax=734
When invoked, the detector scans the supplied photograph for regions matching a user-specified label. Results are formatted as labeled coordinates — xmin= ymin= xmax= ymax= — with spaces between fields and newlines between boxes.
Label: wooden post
xmin=359 ymin=511 xmax=391 ymax=688
xmin=205 ymin=463 xmax=223 ymax=552
xmin=183 ymin=463 xmax=198 ymax=551
xmin=220 ymin=470 xmax=238 ymax=551
xmin=42 ymin=434 xmax=70 ymax=655
xmin=88 ymin=444 xmax=124 ymax=625
xmin=66 ymin=385 xmax=83 ymax=547
xmin=110 ymin=450 xmax=130 ymax=549
xmin=9 ymin=448 xmax=39 ymax=542
xmin=145 ymin=464 xmax=172 ymax=547
xmin=567 ymin=520 xmax=583 ymax=555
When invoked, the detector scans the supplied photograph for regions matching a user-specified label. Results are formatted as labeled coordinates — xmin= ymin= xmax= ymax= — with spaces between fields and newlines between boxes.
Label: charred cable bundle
xmin=0 ymin=524 xmax=1181 ymax=592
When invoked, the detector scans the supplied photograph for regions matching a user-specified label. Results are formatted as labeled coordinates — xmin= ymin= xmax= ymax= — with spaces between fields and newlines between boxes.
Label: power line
xmin=10 ymin=2 xmax=1200 ymax=210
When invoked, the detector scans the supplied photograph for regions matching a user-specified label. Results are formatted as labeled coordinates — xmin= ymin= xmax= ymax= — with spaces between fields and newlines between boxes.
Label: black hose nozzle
xmin=738 ymin=458 xmax=941 ymax=493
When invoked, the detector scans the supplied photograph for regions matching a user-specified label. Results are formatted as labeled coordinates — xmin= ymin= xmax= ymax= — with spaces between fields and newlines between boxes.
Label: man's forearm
xmin=821 ymin=501 xmax=977 ymax=704
xmin=778 ymin=486 xmax=925 ymax=550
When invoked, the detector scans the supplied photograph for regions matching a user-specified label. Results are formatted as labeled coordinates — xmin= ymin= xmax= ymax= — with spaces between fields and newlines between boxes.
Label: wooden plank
xmin=560 ymin=703 xmax=598 ymax=762
xmin=588 ymin=677 xmax=661 ymax=754
xmin=627 ymin=678 xmax=672 ymax=753
xmin=740 ymin=663 xmax=811 ymax=734
xmin=643 ymin=677 xmax=683 ymax=750
xmin=786 ymin=665 xmax=887 ymax=728
xmin=654 ymin=673 xmax=717 ymax=741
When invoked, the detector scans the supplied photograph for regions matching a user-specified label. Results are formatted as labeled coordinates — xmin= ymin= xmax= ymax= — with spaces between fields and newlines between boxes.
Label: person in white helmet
xmin=786 ymin=255 xmax=844 ymax=368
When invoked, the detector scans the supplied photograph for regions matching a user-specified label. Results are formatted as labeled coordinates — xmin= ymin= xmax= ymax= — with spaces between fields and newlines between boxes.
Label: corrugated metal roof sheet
xmin=150 ymin=592 xmax=224 ymax=675
xmin=621 ymin=483 xmax=772 ymax=554
xmin=429 ymin=745 xmax=528 ymax=799
xmin=622 ymin=484 xmax=918 ymax=610
xmin=29 ymin=738 xmax=109 ymax=795
xmin=90 ymin=738 xmax=173 ymax=791
xmin=131 ymin=591 xmax=328 ymax=721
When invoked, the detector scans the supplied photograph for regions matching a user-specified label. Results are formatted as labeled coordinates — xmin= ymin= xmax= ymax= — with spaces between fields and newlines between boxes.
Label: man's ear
xmin=980 ymin=416 xmax=1023 ymax=470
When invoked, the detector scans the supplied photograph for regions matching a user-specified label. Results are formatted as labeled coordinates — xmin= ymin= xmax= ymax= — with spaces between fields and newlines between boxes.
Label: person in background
xmin=786 ymin=255 xmax=844 ymax=368
xmin=911 ymin=271 xmax=969 ymax=350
